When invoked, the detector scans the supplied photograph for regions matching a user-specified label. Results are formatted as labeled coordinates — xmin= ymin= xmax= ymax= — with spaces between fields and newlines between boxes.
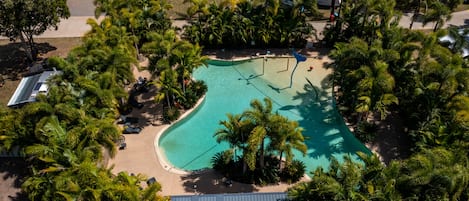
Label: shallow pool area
xmin=158 ymin=57 xmax=370 ymax=174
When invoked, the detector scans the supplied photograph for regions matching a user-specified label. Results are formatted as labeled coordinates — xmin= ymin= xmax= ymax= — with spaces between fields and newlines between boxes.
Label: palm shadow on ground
xmin=368 ymin=111 xmax=412 ymax=164
xmin=179 ymin=169 xmax=258 ymax=194
xmin=0 ymin=158 xmax=29 ymax=201
xmin=125 ymin=85 xmax=165 ymax=128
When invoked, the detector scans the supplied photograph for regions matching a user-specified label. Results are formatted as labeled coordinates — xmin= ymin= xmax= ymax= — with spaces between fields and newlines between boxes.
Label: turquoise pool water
xmin=159 ymin=57 xmax=370 ymax=174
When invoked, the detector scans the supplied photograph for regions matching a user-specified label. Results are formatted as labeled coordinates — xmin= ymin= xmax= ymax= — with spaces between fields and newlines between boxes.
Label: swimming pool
xmin=158 ymin=57 xmax=370 ymax=174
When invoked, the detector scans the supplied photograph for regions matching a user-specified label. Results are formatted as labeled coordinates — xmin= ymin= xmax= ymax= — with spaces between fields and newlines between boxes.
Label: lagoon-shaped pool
xmin=158 ymin=57 xmax=370 ymax=174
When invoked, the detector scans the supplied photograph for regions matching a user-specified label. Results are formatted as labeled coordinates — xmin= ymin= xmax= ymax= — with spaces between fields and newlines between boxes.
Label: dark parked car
xmin=117 ymin=115 xmax=139 ymax=124
xmin=123 ymin=124 xmax=142 ymax=134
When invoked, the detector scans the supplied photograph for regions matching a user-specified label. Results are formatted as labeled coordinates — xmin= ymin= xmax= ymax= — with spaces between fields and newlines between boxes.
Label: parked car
xmin=117 ymin=115 xmax=139 ymax=124
xmin=123 ymin=124 xmax=142 ymax=134
xmin=439 ymin=27 xmax=469 ymax=58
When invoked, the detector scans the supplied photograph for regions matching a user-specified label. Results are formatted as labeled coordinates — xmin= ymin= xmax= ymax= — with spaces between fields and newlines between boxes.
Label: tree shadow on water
xmin=289 ymin=78 xmax=367 ymax=161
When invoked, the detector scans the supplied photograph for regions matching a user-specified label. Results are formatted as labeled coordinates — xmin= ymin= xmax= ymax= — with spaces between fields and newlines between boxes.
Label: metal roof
xmin=7 ymin=70 xmax=61 ymax=107
xmin=171 ymin=192 xmax=289 ymax=201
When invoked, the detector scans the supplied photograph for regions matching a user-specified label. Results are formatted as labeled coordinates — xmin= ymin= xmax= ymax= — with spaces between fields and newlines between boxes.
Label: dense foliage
xmin=142 ymin=29 xmax=209 ymax=121
xmin=212 ymin=98 xmax=307 ymax=185
xmin=288 ymin=0 xmax=469 ymax=200
xmin=0 ymin=0 xmax=208 ymax=199
xmin=183 ymin=0 xmax=318 ymax=48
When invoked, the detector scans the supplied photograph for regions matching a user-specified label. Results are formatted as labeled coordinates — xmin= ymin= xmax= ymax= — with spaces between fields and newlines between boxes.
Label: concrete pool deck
xmin=107 ymin=49 xmax=329 ymax=196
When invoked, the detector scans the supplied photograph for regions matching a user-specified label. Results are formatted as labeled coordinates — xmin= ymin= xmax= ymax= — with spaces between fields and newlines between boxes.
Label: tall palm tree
xmin=155 ymin=69 xmax=183 ymax=109
xmin=142 ymin=30 xmax=178 ymax=73
xmin=214 ymin=113 xmax=253 ymax=173
xmin=422 ymin=0 xmax=452 ymax=31
xmin=350 ymin=61 xmax=398 ymax=121
xmin=269 ymin=115 xmax=307 ymax=170
xmin=243 ymin=98 xmax=274 ymax=170
xmin=172 ymin=41 xmax=208 ymax=93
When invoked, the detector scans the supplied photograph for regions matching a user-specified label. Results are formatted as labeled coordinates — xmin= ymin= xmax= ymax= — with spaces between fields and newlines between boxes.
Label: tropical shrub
xmin=191 ymin=80 xmax=207 ymax=97
xmin=163 ymin=106 xmax=180 ymax=122
xmin=280 ymin=160 xmax=306 ymax=184
xmin=227 ymin=155 xmax=280 ymax=185
xmin=251 ymin=156 xmax=281 ymax=185
xmin=178 ymin=80 xmax=207 ymax=109
xmin=211 ymin=150 xmax=234 ymax=174
xmin=354 ymin=121 xmax=378 ymax=143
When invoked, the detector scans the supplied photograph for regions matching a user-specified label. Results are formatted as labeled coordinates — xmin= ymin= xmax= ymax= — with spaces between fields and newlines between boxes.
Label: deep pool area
xmin=158 ymin=57 xmax=370 ymax=175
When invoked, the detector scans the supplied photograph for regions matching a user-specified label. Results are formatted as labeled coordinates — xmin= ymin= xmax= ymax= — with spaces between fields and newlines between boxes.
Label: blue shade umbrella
xmin=289 ymin=51 xmax=307 ymax=88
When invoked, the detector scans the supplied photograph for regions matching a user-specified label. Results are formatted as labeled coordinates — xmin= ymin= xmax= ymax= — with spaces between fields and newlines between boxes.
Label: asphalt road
xmin=67 ymin=0 xmax=95 ymax=16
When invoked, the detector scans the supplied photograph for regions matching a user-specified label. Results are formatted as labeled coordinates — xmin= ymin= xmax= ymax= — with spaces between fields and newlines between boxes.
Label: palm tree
xmin=288 ymin=156 xmax=366 ymax=200
xmin=185 ymin=0 xmax=210 ymax=19
xmin=350 ymin=61 xmax=398 ymax=121
xmin=214 ymin=114 xmax=247 ymax=158
xmin=422 ymin=1 xmax=451 ymax=31
xmin=155 ymin=69 xmax=183 ymax=109
xmin=73 ymin=18 xmax=137 ymax=85
xmin=172 ymin=41 xmax=208 ymax=93
xmin=269 ymin=115 xmax=307 ymax=170
xmin=357 ymin=152 xmax=401 ymax=200
xmin=398 ymin=148 xmax=469 ymax=200
xmin=330 ymin=38 xmax=398 ymax=122
xmin=242 ymin=98 xmax=274 ymax=170
xmin=214 ymin=113 xmax=255 ymax=173
xmin=142 ymin=30 xmax=178 ymax=73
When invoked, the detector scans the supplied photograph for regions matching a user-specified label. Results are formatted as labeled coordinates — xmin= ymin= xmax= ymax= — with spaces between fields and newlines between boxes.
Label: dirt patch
xmin=0 ymin=38 xmax=83 ymax=107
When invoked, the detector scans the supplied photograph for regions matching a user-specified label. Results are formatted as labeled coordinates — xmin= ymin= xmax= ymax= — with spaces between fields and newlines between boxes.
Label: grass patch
xmin=0 ymin=79 xmax=20 ymax=107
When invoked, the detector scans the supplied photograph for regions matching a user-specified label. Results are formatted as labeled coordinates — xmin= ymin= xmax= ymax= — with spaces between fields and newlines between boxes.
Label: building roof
xmin=7 ymin=70 xmax=61 ymax=107
xmin=171 ymin=192 xmax=289 ymax=201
